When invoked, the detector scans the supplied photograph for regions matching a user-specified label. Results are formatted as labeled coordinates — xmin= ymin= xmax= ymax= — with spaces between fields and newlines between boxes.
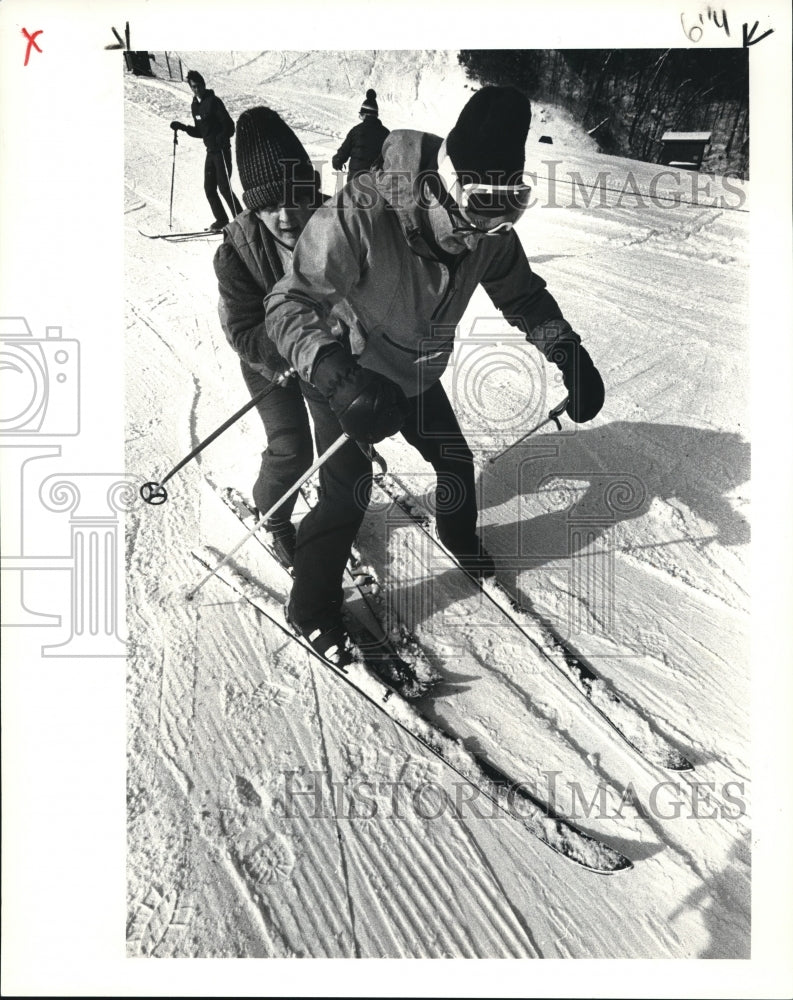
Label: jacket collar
xmin=373 ymin=130 xmax=452 ymax=261
xmin=225 ymin=210 xmax=285 ymax=291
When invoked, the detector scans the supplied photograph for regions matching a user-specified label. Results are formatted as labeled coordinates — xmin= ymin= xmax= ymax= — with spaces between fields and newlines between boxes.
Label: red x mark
xmin=22 ymin=28 xmax=43 ymax=66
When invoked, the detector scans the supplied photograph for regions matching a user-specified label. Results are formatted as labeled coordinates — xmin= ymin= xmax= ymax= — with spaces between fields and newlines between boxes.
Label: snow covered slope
xmin=125 ymin=51 xmax=750 ymax=958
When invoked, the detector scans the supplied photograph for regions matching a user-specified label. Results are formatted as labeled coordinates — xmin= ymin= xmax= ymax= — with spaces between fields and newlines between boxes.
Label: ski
xmin=191 ymin=545 xmax=633 ymax=874
xmin=137 ymin=228 xmax=223 ymax=241
xmin=373 ymin=470 xmax=693 ymax=772
xmin=213 ymin=484 xmax=437 ymax=701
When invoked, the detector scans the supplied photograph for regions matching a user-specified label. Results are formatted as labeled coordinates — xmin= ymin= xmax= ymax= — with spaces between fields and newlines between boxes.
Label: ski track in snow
xmin=125 ymin=53 xmax=751 ymax=958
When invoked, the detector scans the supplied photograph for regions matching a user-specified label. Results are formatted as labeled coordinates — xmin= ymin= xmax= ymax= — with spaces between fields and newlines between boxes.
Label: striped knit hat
xmin=235 ymin=107 xmax=319 ymax=210
xmin=359 ymin=88 xmax=379 ymax=117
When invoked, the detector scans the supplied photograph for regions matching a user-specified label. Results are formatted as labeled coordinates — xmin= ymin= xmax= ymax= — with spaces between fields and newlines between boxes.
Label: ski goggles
xmin=447 ymin=206 xmax=516 ymax=237
xmin=437 ymin=154 xmax=532 ymax=233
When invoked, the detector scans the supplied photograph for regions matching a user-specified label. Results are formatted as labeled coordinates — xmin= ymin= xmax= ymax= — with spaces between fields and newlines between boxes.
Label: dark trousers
xmin=205 ymin=147 xmax=243 ymax=224
xmin=290 ymin=380 xmax=373 ymax=624
xmin=289 ymin=379 xmax=479 ymax=626
xmin=240 ymin=362 xmax=313 ymax=522
xmin=399 ymin=380 xmax=478 ymax=553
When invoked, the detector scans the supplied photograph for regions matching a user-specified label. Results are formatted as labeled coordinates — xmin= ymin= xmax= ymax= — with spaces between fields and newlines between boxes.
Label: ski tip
xmin=542 ymin=817 xmax=634 ymax=873
xmin=555 ymin=841 xmax=634 ymax=874
xmin=665 ymin=754 xmax=695 ymax=772
xmin=579 ymin=841 xmax=634 ymax=874
xmin=568 ymin=843 xmax=633 ymax=874
xmin=643 ymin=746 xmax=694 ymax=771
xmin=601 ymin=852 xmax=634 ymax=874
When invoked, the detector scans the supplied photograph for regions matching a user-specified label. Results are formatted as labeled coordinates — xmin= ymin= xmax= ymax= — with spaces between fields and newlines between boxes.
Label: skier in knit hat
xmin=331 ymin=89 xmax=390 ymax=178
xmin=213 ymin=106 xmax=328 ymax=567
xmin=171 ymin=70 xmax=243 ymax=230
xmin=264 ymin=85 xmax=605 ymax=666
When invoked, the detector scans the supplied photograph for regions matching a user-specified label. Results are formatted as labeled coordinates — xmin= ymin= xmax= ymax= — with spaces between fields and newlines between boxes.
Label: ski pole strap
xmin=548 ymin=394 xmax=568 ymax=430
xmin=487 ymin=395 xmax=568 ymax=465
xmin=357 ymin=442 xmax=388 ymax=476
xmin=187 ymin=430 xmax=352 ymax=599
xmin=140 ymin=369 xmax=296 ymax=504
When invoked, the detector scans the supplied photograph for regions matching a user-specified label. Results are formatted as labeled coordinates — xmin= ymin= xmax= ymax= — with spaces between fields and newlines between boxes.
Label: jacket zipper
xmin=431 ymin=260 xmax=456 ymax=322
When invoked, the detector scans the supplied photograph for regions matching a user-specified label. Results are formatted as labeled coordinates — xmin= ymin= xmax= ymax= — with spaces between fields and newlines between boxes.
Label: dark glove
xmin=170 ymin=121 xmax=185 ymax=132
xmin=547 ymin=337 xmax=605 ymax=423
xmin=311 ymin=345 xmax=409 ymax=443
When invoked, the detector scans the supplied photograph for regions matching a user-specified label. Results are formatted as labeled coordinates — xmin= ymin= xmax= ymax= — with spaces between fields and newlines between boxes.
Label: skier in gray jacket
xmin=264 ymin=86 xmax=605 ymax=664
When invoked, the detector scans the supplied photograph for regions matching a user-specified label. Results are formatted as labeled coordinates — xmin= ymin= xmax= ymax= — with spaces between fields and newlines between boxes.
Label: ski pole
xmin=169 ymin=129 xmax=178 ymax=231
xmin=486 ymin=395 xmax=569 ymax=465
xmin=219 ymin=147 xmax=240 ymax=219
xmin=140 ymin=370 xmax=295 ymax=505
xmin=186 ymin=431 xmax=352 ymax=600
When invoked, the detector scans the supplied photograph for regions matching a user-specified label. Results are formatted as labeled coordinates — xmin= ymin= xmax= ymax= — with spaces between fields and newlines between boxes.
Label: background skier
xmin=331 ymin=88 xmax=390 ymax=178
xmin=171 ymin=70 xmax=243 ymax=230
xmin=213 ymin=106 xmax=325 ymax=566
xmin=264 ymin=85 xmax=604 ymax=665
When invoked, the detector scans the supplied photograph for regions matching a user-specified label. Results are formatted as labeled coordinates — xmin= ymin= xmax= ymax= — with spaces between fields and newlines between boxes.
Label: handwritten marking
xmin=22 ymin=28 xmax=43 ymax=66
xmin=680 ymin=7 xmax=729 ymax=42
xmin=743 ymin=21 xmax=773 ymax=46
xmin=681 ymin=8 xmax=774 ymax=47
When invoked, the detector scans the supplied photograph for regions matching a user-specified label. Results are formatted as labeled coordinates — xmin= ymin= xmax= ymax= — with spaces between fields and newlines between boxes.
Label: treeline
xmin=458 ymin=50 xmax=749 ymax=178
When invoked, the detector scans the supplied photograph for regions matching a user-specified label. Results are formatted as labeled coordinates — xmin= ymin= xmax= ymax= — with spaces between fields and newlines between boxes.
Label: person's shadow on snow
xmin=479 ymin=418 xmax=749 ymax=568
xmin=668 ymin=838 xmax=750 ymax=958
xmin=381 ymin=419 xmax=749 ymax=632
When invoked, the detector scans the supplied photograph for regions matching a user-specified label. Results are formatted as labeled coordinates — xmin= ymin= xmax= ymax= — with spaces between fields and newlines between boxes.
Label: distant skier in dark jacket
xmin=331 ymin=89 xmax=390 ymax=178
xmin=171 ymin=70 xmax=243 ymax=230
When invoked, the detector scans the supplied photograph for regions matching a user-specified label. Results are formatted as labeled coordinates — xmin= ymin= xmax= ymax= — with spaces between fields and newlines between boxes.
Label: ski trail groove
xmin=306 ymin=666 xmax=362 ymax=958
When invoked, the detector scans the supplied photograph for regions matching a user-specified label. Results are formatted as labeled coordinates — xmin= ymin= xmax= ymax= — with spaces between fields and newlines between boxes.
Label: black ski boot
xmin=285 ymin=603 xmax=354 ymax=669
xmin=262 ymin=518 xmax=296 ymax=571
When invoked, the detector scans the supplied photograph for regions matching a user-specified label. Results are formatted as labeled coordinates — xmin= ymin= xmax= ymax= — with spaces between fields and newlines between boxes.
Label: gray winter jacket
xmin=264 ymin=129 xmax=574 ymax=398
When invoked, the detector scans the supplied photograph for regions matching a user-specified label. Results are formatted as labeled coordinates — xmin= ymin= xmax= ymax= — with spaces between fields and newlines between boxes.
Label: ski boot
xmin=262 ymin=518 xmax=296 ymax=571
xmin=285 ymin=603 xmax=354 ymax=669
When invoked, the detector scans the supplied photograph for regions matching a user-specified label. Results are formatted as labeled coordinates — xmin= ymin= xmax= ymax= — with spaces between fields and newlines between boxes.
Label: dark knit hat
xmin=446 ymin=86 xmax=531 ymax=187
xmin=359 ymin=88 xmax=379 ymax=117
xmin=235 ymin=106 xmax=319 ymax=211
